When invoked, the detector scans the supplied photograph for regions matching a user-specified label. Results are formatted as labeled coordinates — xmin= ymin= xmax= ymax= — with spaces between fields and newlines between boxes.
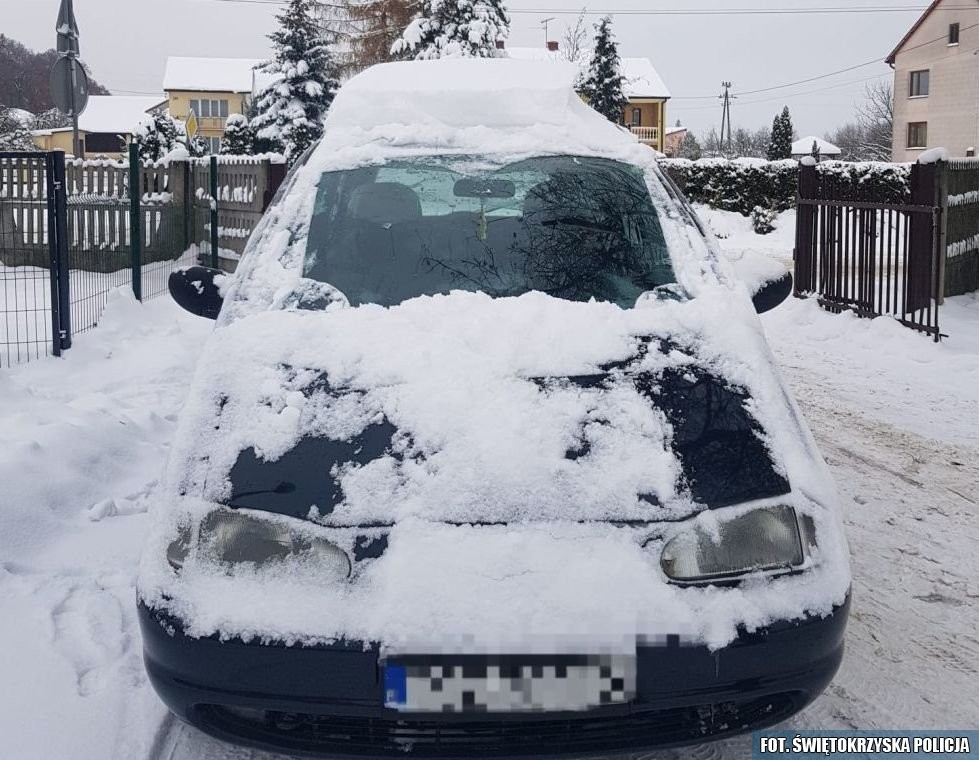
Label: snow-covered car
xmin=139 ymin=59 xmax=850 ymax=758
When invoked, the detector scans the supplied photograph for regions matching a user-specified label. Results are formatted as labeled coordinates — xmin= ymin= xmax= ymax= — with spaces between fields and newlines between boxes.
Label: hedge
xmin=659 ymin=158 xmax=912 ymax=216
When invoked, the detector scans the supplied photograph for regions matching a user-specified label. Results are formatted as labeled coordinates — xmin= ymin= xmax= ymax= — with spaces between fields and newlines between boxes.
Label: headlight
xmin=167 ymin=509 xmax=351 ymax=579
xmin=660 ymin=505 xmax=805 ymax=584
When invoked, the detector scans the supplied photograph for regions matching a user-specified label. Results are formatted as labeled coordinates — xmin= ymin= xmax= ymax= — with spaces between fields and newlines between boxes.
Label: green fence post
xmin=128 ymin=143 xmax=142 ymax=300
xmin=209 ymin=155 xmax=219 ymax=269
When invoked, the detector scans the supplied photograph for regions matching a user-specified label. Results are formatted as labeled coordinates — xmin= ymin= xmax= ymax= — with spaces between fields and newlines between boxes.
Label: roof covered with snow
xmin=792 ymin=136 xmax=842 ymax=156
xmin=163 ymin=56 xmax=268 ymax=94
xmin=505 ymin=48 xmax=671 ymax=100
xmin=78 ymin=95 xmax=166 ymax=134
xmin=620 ymin=57 xmax=671 ymax=99
xmin=322 ymin=59 xmax=640 ymax=154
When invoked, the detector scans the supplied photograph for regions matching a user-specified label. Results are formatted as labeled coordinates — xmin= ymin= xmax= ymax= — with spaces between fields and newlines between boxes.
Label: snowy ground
xmin=1 ymin=209 xmax=977 ymax=760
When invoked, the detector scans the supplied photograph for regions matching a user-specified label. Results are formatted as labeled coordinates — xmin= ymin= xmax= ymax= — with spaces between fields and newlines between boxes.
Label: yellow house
xmin=31 ymin=95 xmax=166 ymax=158
xmin=505 ymin=45 xmax=671 ymax=153
xmin=620 ymin=57 xmax=670 ymax=153
xmin=163 ymin=57 xmax=271 ymax=154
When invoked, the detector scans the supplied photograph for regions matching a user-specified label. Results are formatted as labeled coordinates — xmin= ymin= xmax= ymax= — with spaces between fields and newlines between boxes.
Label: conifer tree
xmin=579 ymin=17 xmax=628 ymax=125
xmin=251 ymin=0 xmax=340 ymax=163
xmin=767 ymin=106 xmax=793 ymax=160
xmin=392 ymin=0 xmax=510 ymax=60
xmin=220 ymin=114 xmax=256 ymax=155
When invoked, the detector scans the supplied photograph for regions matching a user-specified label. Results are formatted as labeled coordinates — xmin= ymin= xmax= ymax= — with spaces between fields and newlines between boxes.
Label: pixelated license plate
xmin=383 ymin=655 xmax=636 ymax=713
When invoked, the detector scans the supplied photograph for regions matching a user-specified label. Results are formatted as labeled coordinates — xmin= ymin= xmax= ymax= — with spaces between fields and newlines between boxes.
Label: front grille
xmin=197 ymin=693 xmax=805 ymax=757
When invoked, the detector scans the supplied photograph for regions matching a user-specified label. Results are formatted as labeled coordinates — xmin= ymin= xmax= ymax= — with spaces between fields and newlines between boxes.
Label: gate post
xmin=44 ymin=152 xmax=63 ymax=357
xmin=934 ymin=160 xmax=948 ymax=306
xmin=793 ymin=161 xmax=818 ymax=295
xmin=128 ymin=143 xmax=143 ymax=300
xmin=209 ymin=155 xmax=219 ymax=269
xmin=52 ymin=150 xmax=72 ymax=351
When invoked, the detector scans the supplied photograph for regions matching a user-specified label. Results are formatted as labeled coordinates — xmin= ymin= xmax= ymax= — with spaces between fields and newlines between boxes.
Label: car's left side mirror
xmin=752 ymin=271 xmax=793 ymax=314
xmin=168 ymin=266 xmax=225 ymax=320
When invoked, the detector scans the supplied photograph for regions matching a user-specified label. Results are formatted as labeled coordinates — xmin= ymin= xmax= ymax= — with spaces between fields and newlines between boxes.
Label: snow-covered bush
xmin=251 ymin=0 xmax=340 ymax=163
xmin=133 ymin=113 xmax=182 ymax=161
xmin=0 ymin=107 xmax=37 ymax=151
xmin=751 ymin=205 xmax=777 ymax=235
xmin=220 ymin=114 xmax=255 ymax=155
xmin=661 ymin=158 xmax=912 ymax=216
xmin=392 ymin=0 xmax=510 ymax=60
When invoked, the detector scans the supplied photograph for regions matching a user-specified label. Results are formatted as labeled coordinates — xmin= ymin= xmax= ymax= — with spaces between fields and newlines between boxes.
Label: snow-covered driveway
xmin=1 ymin=211 xmax=977 ymax=760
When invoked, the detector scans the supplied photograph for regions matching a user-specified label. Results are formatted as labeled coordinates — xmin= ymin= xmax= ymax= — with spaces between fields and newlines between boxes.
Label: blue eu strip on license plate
xmin=384 ymin=664 xmax=408 ymax=708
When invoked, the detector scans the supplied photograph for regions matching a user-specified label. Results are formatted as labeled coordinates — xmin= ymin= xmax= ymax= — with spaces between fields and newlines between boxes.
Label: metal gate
xmin=0 ymin=151 xmax=70 ymax=367
xmin=794 ymin=161 xmax=943 ymax=341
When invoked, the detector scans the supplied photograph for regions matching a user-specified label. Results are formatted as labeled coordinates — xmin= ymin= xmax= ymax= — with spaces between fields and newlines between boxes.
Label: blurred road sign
xmin=56 ymin=0 xmax=80 ymax=55
xmin=186 ymin=110 xmax=200 ymax=140
xmin=51 ymin=56 xmax=90 ymax=116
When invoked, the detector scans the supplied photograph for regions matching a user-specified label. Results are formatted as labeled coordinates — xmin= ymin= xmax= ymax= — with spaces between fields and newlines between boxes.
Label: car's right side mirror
xmin=168 ymin=266 xmax=225 ymax=320
xmin=752 ymin=271 xmax=793 ymax=314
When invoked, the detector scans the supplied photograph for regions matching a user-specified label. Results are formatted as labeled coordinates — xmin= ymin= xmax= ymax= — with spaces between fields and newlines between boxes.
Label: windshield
xmin=303 ymin=156 xmax=677 ymax=308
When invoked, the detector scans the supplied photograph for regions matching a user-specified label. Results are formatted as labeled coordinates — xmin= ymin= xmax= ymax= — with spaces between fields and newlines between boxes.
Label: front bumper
xmin=139 ymin=595 xmax=849 ymax=759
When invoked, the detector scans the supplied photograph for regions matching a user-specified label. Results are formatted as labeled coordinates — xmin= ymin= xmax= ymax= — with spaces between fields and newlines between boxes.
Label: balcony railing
xmin=630 ymin=126 xmax=660 ymax=144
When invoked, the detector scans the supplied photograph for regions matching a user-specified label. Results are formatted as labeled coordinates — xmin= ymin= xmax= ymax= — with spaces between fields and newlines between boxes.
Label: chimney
xmin=546 ymin=40 xmax=559 ymax=52
xmin=496 ymin=39 xmax=505 ymax=49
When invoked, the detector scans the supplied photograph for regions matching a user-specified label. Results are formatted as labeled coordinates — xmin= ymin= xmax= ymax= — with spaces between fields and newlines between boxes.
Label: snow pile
xmin=323 ymin=59 xmax=634 ymax=154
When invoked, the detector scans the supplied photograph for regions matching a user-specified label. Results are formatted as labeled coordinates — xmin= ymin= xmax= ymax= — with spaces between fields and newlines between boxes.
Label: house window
xmin=907 ymin=122 xmax=928 ymax=149
xmin=189 ymin=99 xmax=230 ymax=119
xmin=209 ymin=136 xmax=222 ymax=154
xmin=909 ymin=70 xmax=929 ymax=97
xmin=631 ymin=108 xmax=642 ymax=126
xmin=949 ymin=23 xmax=960 ymax=45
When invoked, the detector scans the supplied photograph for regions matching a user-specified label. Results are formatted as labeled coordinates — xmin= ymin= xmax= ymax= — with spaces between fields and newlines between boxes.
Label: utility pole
xmin=541 ymin=17 xmax=556 ymax=47
xmin=719 ymin=81 xmax=735 ymax=156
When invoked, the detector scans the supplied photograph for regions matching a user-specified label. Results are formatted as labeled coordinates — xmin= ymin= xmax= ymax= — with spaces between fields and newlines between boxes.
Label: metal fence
xmin=0 ymin=152 xmax=67 ymax=367
xmin=943 ymin=158 xmax=979 ymax=298
xmin=794 ymin=160 xmax=947 ymax=341
xmin=0 ymin=148 xmax=285 ymax=367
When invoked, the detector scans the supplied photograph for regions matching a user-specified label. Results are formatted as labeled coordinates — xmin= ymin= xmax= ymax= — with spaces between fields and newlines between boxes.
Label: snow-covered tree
xmin=810 ymin=139 xmax=821 ymax=162
xmin=767 ymin=106 xmax=793 ymax=160
xmin=561 ymin=9 xmax=589 ymax=65
xmin=679 ymin=131 xmax=703 ymax=160
xmin=133 ymin=112 xmax=181 ymax=161
xmin=391 ymin=0 xmax=510 ymax=60
xmin=220 ymin=114 xmax=256 ymax=155
xmin=0 ymin=107 xmax=37 ymax=151
xmin=251 ymin=0 xmax=340 ymax=163
xmin=579 ymin=17 xmax=628 ymax=125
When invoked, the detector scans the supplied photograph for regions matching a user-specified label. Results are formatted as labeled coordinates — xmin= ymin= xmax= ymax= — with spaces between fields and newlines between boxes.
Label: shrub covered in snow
xmin=661 ymin=158 xmax=912 ymax=216
xmin=751 ymin=205 xmax=777 ymax=235
xmin=392 ymin=0 xmax=510 ymax=60
xmin=133 ymin=113 xmax=182 ymax=161
xmin=251 ymin=0 xmax=340 ymax=164
xmin=220 ymin=114 xmax=256 ymax=155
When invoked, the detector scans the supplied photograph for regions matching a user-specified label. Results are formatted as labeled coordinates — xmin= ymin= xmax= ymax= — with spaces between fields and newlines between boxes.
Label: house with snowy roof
xmin=163 ymin=57 xmax=274 ymax=154
xmin=31 ymin=95 xmax=166 ymax=158
xmin=791 ymin=136 xmax=842 ymax=162
xmin=505 ymin=43 xmax=671 ymax=153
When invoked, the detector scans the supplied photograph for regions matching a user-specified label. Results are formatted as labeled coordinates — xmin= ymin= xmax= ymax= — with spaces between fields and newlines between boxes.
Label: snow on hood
xmin=140 ymin=289 xmax=850 ymax=650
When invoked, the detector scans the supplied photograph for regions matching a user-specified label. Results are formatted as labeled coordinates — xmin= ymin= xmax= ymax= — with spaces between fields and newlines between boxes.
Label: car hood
xmin=168 ymin=290 xmax=812 ymax=527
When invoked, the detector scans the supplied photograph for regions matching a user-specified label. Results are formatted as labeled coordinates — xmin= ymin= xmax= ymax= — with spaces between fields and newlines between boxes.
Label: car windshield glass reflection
xmin=303 ymin=156 xmax=676 ymax=308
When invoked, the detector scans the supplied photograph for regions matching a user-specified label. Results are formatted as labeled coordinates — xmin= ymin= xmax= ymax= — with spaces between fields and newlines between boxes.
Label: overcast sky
xmin=2 ymin=0 xmax=921 ymax=138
